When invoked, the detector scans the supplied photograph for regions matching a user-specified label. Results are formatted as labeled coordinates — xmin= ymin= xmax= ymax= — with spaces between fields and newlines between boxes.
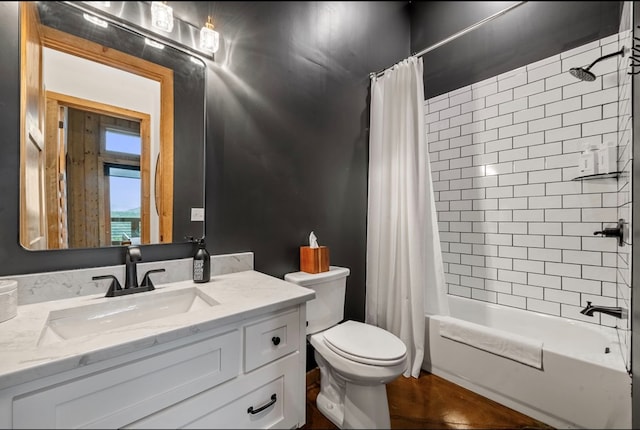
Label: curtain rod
xmin=369 ymin=1 xmax=527 ymax=79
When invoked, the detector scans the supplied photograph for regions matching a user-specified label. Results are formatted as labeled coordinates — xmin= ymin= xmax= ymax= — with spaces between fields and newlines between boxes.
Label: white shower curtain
xmin=366 ymin=57 xmax=449 ymax=378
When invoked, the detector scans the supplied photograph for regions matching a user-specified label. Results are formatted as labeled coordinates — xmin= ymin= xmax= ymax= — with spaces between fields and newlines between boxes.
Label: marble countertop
xmin=0 ymin=270 xmax=315 ymax=391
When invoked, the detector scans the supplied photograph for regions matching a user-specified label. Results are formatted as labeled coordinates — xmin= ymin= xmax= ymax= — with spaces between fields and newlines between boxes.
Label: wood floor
xmin=302 ymin=369 xmax=554 ymax=429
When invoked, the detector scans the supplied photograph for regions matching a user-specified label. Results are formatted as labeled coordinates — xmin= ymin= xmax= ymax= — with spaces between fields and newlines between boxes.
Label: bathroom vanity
xmin=0 ymin=270 xmax=315 ymax=429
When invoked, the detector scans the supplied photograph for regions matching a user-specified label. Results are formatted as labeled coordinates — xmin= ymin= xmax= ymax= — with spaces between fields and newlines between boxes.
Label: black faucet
xmin=91 ymin=246 xmax=166 ymax=297
xmin=580 ymin=301 xmax=627 ymax=319
xmin=125 ymin=245 xmax=142 ymax=289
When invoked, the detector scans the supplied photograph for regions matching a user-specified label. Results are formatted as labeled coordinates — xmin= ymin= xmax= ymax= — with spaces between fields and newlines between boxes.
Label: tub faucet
xmin=580 ymin=301 xmax=627 ymax=319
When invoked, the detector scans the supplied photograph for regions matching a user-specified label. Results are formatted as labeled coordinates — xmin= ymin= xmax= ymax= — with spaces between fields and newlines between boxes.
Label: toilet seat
xmin=322 ymin=320 xmax=407 ymax=367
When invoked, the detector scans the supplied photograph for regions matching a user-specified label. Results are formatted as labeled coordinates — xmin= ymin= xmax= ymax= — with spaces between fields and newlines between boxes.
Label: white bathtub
xmin=423 ymin=295 xmax=631 ymax=429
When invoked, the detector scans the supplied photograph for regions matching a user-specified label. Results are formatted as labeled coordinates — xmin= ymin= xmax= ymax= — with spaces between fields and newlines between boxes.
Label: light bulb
xmin=200 ymin=16 xmax=219 ymax=53
xmin=151 ymin=1 xmax=174 ymax=33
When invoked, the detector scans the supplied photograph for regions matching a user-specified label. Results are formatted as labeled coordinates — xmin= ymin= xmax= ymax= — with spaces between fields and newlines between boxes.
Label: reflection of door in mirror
xmin=44 ymin=96 xmax=68 ymax=249
xmin=20 ymin=3 xmax=175 ymax=250
xmin=45 ymin=93 xmax=151 ymax=249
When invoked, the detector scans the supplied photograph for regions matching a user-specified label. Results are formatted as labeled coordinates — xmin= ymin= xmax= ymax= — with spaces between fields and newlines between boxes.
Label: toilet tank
xmin=284 ymin=266 xmax=350 ymax=335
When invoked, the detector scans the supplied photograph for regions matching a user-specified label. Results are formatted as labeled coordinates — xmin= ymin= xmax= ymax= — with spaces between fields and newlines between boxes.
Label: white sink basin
xmin=38 ymin=287 xmax=219 ymax=346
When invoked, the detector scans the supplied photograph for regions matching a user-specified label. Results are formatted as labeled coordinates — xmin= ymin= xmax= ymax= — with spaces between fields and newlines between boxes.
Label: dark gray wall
xmin=410 ymin=1 xmax=622 ymax=99
xmin=193 ymin=1 xmax=410 ymax=323
xmin=0 ymin=2 xmax=410 ymax=326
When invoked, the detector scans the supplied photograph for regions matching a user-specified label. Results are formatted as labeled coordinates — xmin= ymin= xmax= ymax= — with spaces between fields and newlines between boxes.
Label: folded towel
xmin=439 ymin=316 xmax=543 ymax=370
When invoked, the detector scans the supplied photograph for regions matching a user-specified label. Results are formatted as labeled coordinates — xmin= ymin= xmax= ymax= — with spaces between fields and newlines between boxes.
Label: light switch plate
xmin=191 ymin=207 xmax=205 ymax=221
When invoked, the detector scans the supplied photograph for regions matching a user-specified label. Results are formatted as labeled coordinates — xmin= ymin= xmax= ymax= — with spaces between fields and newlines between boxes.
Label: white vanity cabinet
xmin=0 ymin=304 xmax=307 ymax=429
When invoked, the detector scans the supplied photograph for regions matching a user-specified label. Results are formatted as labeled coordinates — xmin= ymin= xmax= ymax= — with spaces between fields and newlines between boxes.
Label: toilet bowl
xmin=284 ymin=266 xmax=407 ymax=429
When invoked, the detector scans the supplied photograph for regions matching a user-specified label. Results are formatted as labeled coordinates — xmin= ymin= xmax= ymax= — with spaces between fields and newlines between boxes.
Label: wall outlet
xmin=191 ymin=208 xmax=205 ymax=222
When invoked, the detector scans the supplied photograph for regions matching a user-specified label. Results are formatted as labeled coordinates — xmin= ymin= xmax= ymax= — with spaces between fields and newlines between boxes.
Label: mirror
xmin=19 ymin=1 xmax=206 ymax=251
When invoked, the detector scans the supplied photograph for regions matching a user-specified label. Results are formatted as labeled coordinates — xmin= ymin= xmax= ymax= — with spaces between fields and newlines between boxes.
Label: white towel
xmin=439 ymin=316 xmax=543 ymax=370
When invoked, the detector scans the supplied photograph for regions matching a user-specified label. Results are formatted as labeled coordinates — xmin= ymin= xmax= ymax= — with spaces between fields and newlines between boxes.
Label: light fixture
xmin=151 ymin=1 xmax=174 ymax=33
xmin=199 ymin=16 xmax=219 ymax=54
xmin=83 ymin=13 xmax=108 ymax=28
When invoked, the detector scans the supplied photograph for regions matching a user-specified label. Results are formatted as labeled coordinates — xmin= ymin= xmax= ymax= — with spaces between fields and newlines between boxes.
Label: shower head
xmin=569 ymin=47 xmax=625 ymax=81
xmin=569 ymin=67 xmax=596 ymax=81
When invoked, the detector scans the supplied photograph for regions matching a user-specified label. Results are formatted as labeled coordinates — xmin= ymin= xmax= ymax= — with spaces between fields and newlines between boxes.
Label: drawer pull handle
xmin=247 ymin=393 xmax=277 ymax=415
xmin=271 ymin=336 xmax=281 ymax=346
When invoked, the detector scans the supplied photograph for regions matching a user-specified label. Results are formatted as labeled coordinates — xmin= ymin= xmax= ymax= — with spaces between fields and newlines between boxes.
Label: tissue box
xmin=300 ymin=246 xmax=330 ymax=274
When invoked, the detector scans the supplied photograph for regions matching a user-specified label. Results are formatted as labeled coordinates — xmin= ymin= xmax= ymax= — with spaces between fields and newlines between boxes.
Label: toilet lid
xmin=322 ymin=320 xmax=407 ymax=366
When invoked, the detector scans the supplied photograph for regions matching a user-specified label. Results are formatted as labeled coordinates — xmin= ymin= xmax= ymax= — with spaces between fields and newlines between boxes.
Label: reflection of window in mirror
xmin=104 ymin=128 xmax=142 ymax=247
xmin=107 ymin=167 xmax=141 ymax=246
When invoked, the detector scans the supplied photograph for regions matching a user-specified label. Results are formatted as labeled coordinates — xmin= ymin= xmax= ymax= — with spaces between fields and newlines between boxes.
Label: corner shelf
xmin=571 ymin=171 xmax=621 ymax=181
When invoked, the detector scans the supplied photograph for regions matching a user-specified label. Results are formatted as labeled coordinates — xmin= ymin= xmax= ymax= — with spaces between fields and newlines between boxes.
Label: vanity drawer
xmin=125 ymin=352 xmax=302 ymax=429
xmin=244 ymin=307 xmax=300 ymax=372
xmin=12 ymin=329 xmax=240 ymax=429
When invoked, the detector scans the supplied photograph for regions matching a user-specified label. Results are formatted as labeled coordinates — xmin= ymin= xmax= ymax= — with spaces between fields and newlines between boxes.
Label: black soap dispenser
xmin=192 ymin=237 xmax=210 ymax=283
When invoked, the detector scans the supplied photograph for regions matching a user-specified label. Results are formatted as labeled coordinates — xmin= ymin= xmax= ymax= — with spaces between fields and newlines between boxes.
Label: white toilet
xmin=284 ymin=266 xmax=407 ymax=429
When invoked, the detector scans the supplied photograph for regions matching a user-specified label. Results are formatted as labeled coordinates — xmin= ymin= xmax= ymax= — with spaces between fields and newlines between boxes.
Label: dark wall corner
xmin=410 ymin=1 xmax=622 ymax=99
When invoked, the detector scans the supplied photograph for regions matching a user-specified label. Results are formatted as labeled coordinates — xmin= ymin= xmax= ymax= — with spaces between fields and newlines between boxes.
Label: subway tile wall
xmin=425 ymin=31 xmax=632 ymax=346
